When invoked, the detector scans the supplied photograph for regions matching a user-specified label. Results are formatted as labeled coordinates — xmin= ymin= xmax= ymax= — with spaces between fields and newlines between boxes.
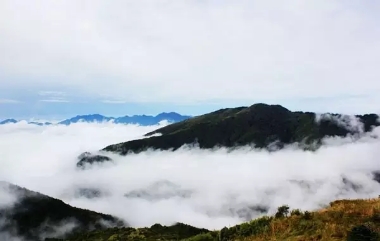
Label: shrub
xmin=291 ymin=209 xmax=302 ymax=216
xmin=249 ymin=216 xmax=272 ymax=235
xmin=238 ymin=223 xmax=252 ymax=237
xmin=371 ymin=209 xmax=380 ymax=223
xmin=185 ymin=233 xmax=215 ymax=241
xmin=219 ymin=227 xmax=230 ymax=241
xmin=275 ymin=205 xmax=290 ymax=218
xmin=346 ymin=224 xmax=380 ymax=241
xmin=302 ymin=211 xmax=313 ymax=220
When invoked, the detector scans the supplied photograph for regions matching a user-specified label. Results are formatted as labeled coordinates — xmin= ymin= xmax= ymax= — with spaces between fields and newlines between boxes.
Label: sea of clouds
xmin=0 ymin=120 xmax=380 ymax=234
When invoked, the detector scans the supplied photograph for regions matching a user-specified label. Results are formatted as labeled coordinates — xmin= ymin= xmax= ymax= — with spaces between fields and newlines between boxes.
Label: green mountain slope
xmin=101 ymin=103 xmax=379 ymax=155
xmin=0 ymin=182 xmax=124 ymax=241
xmin=49 ymin=197 xmax=380 ymax=241
xmin=47 ymin=223 xmax=212 ymax=241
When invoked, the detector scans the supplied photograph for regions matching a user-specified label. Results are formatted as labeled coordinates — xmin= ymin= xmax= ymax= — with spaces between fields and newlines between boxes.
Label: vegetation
xmin=3 ymin=162 xmax=380 ymax=241
xmin=76 ymin=152 xmax=113 ymax=169
xmin=44 ymin=197 xmax=380 ymax=241
xmin=0 ymin=182 xmax=124 ymax=241
xmin=217 ymin=198 xmax=380 ymax=241
xmin=46 ymin=223 xmax=212 ymax=241
xmin=101 ymin=103 xmax=379 ymax=156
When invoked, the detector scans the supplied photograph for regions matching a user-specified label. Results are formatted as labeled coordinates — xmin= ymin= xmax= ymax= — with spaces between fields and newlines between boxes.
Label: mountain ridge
xmin=0 ymin=112 xmax=191 ymax=126
xmin=41 ymin=197 xmax=380 ymax=241
xmin=100 ymin=103 xmax=379 ymax=156
xmin=0 ymin=182 xmax=125 ymax=241
xmin=2 ymin=182 xmax=379 ymax=241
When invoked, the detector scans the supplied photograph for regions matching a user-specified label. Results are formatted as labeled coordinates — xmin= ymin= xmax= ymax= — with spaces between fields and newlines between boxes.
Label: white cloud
xmin=101 ymin=100 xmax=128 ymax=104
xmin=39 ymin=99 xmax=70 ymax=103
xmin=0 ymin=99 xmax=20 ymax=104
xmin=38 ymin=91 xmax=66 ymax=97
xmin=0 ymin=121 xmax=379 ymax=231
xmin=0 ymin=0 xmax=379 ymax=111
xmin=37 ymin=91 xmax=69 ymax=103
xmin=0 ymin=182 xmax=18 ymax=209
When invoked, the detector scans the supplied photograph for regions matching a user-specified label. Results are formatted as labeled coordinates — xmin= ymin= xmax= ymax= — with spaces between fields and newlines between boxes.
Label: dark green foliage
xmin=291 ymin=209 xmax=302 ymax=216
xmin=346 ymin=224 xmax=380 ymax=241
xmin=60 ymin=222 xmax=211 ymax=241
xmin=184 ymin=232 xmax=217 ymax=241
xmin=238 ymin=222 xmax=252 ymax=237
xmin=303 ymin=211 xmax=313 ymax=220
xmin=219 ymin=227 xmax=229 ymax=241
xmin=76 ymin=152 xmax=112 ymax=168
xmin=371 ymin=210 xmax=380 ymax=223
xmin=275 ymin=205 xmax=290 ymax=218
xmin=218 ymin=216 xmax=272 ymax=240
xmin=101 ymin=103 xmax=379 ymax=156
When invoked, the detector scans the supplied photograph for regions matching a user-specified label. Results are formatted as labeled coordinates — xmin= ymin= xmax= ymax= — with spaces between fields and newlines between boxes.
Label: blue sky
xmin=1 ymin=0 xmax=380 ymax=120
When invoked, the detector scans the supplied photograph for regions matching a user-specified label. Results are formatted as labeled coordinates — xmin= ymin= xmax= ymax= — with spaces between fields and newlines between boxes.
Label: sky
xmin=1 ymin=0 xmax=380 ymax=119
xmin=0 ymin=121 xmax=379 ymax=237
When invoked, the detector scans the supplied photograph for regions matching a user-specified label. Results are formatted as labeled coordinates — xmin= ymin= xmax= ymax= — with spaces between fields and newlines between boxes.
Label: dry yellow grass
xmin=238 ymin=198 xmax=380 ymax=241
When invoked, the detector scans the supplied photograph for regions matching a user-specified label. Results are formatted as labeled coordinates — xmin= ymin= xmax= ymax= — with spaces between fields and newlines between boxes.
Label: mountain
xmin=113 ymin=112 xmax=191 ymax=126
xmin=100 ymin=103 xmax=379 ymax=156
xmin=0 ymin=182 xmax=124 ymax=241
xmin=3 ymin=181 xmax=378 ymax=241
xmin=0 ymin=119 xmax=17 ymax=124
xmin=0 ymin=120 xmax=52 ymax=126
xmin=45 ymin=197 xmax=380 ymax=241
xmin=58 ymin=114 xmax=114 ymax=125
xmin=0 ymin=112 xmax=191 ymax=126
xmin=28 ymin=121 xmax=52 ymax=126
xmin=59 ymin=112 xmax=191 ymax=126
xmin=50 ymin=223 xmax=211 ymax=241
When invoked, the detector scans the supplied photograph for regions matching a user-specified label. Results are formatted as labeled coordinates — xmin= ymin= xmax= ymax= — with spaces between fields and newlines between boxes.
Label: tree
xmin=275 ymin=205 xmax=290 ymax=218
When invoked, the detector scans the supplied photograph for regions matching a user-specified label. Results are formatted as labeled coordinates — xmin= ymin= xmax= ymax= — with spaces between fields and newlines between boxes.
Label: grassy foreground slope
xmin=220 ymin=198 xmax=380 ymax=241
xmin=54 ymin=197 xmax=380 ymax=241
xmin=102 ymin=103 xmax=379 ymax=155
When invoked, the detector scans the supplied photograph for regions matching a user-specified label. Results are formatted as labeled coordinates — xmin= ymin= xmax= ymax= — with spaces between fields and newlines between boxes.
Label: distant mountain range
xmin=0 ymin=112 xmax=191 ymax=126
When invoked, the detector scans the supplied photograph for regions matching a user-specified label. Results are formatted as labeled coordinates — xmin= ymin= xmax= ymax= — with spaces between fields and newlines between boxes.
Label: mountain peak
xmin=101 ymin=103 xmax=380 ymax=155
xmin=248 ymin=103 xmax=290 ymax=112
xmin=0 ymin=118 xmax=18 ymax=124
xmin=156 ymin=112 xmax=185 ymax=119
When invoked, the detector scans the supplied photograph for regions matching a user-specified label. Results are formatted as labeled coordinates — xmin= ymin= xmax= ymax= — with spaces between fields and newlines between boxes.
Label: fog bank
xmin=0 ymin=121 xmax=379 ymax=230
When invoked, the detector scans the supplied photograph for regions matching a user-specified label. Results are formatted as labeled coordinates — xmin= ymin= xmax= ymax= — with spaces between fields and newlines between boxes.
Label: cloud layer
xmin=1 ymin=121 xmax=380 ymax=231
xmin=0 ymin=0 xmax=380 ymax=113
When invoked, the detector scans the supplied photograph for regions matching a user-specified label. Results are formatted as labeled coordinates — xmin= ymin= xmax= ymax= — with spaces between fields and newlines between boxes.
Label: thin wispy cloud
xmin=0 ymin=99 xmax=20 ymax=104
xmin=37 ymin=91 xmax=70 ymax=103
xmin=39 ymin=99 xmax=70 ymax=103
xmin=101 ymin=100 xmax=127 ymax=104
xmin=38 ymin=91 xmax=66 ymax=97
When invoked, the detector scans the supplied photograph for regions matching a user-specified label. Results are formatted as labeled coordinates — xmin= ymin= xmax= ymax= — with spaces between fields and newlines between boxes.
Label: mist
xmin=0 ymin=121 xmax=380 ymax=231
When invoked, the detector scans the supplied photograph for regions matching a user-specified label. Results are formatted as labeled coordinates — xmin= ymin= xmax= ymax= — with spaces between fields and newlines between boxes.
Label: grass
xmin=233 ymin=198 xmax=380 ymax=241
xmin=55 ymin=197 xmax=380 ymax=241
